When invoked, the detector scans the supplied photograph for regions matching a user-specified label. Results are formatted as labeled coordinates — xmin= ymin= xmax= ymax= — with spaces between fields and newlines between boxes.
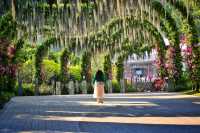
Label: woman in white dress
xmin=93 ymin=70 xmax=105 ymax=103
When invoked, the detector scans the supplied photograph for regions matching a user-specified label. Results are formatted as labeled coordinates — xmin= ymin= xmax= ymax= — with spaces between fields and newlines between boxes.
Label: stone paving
xmin=0 ymin=93 xmax=200 ymax=133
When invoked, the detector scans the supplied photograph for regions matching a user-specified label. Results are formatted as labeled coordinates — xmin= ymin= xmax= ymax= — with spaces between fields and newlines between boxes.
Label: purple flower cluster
xmin=0 ymin=64 xmax=17 ymax=77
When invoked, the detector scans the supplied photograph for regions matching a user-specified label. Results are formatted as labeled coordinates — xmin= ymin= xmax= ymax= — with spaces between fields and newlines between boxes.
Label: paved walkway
xmin=0 ymin=93 xmax=200 ymax=133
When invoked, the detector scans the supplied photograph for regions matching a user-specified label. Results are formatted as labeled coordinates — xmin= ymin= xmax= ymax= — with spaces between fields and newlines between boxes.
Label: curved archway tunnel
xmin=1 ymin=0 xmax=200 ymax=95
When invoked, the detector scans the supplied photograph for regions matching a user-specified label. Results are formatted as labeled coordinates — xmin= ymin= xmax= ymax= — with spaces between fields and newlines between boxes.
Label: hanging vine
xmin=166 ymin=0 xmax=200 ymax=90
xmin=151 ymin=0 xmax=183 ymax=86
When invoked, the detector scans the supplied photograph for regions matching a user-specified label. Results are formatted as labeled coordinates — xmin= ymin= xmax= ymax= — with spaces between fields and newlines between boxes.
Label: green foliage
xmin=0 ymin=12 xmax=22 ymax=99
xmin=69 ymin=65 xmax=82 ymax=81
xmin=14 ymin=41 xmax=36 ymax=64
xmin=34 ymin=37 xmax=56 ymax=85
xmin=21 ymin=83 xmax=34 ymax=96
xmin=103 ymin=55 xmax=112 ymax=80
xmin=43 ymin=59 xmax=60 ymax=82
xmin=126 ymin=83 xmax=137 ymax=93
xmin=116 ymin=55 xmax=124 ymax=82
xmin=12 ymin=39 xmax=25 ymax=64
xmin=39 ymin=83 xmax=52 ymax=95
xmin=70 ymin=54 xmax=81 ymax=65
xmin=21 ymin=59 xmax=60 ymax=84
xmin=0 ymin=12 xmax=17 ymax=40
xmin=112 ymin=80 xmax=120 ymax=93
xmin=20 ymin=60 xmax=35 ymax=83
xmin=152 ymin=0 xmax=183 ymax=83
xmin=167 ymin=0 xmax=200 ymax=89
xmin=81 ymin=51 xmax=92 ymax=83
xmin=48 ymin=51 xmax=59 ymax=63
xmin=0 ymin=92 xmax=15 ymax=109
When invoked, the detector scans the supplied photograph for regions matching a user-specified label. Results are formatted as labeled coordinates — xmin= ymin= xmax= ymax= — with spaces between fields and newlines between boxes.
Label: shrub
xmin=22 ymin=83 xmax=34 ymax=96
xmin=126 ymin=83 xmax=137 ymax=93
xmin=39 ymin=84 xmax=52 ymax=95
xmin=112 ymin=80 xmax=120 ymax=93
xmin=69 ymin=65 xmax=82 ymax=81
xmin=0 ymin=92 xmax=15 ymax=109
xmin=19 ymin=60 xmax=35 ymax=83
xmin=43 ymin=59 xmax=60 ymax=82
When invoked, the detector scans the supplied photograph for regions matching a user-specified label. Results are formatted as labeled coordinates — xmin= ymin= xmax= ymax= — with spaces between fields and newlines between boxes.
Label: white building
xmin=124 ymin=49 xmax=158 ymax=83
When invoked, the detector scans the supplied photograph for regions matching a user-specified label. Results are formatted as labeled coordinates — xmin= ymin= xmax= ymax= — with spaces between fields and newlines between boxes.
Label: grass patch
xmin=182 ymin=90 xmax=200 ymax=96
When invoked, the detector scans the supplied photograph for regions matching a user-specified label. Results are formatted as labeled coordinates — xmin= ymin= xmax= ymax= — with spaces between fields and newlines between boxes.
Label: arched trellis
xmin=65 ymin=15 xmax=167 ymax=79
xmin=32 ymin=0 xmax=198 ymax=79
xmin=166 ymin=0 xmax=200 ymax=90
xmin=151 ymin=0 xmax=183 ymax=83
xmin=34 ymin=10 xmax=179 ymax=87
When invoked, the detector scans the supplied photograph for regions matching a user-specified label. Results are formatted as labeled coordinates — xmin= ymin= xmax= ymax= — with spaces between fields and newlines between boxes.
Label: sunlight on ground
xmin=105 ymin=95 xmax=196 ymax=99
xmin=193 ymin=102 xmax=200 ymax=105
xmin=67 ymin=101 xmax=158 ymax=107
xmin=33 ymin=115 xmax=200 ymax=126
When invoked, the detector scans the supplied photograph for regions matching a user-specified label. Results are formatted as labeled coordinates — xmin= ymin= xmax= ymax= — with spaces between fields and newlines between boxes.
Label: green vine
xmin=81 ymin=51 xmax=92 ymax=83
xmin=116 ymin=55 xmax=125 ymax=82
xmin=34 ymin=37 xmax=56 ymax=85
xmin=103 ymin=54 xmax=112 ymax=80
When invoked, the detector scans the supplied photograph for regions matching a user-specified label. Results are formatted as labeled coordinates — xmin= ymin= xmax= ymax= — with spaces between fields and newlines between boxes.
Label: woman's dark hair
xmin=95 ymin=70 xmax=104 ymax=81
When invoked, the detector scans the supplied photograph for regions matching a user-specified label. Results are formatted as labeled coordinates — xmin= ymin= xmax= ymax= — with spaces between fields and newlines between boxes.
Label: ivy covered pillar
xmin=34 ymin=38 xmax=56 ymax=95
xmin=116 ymin=55 xmax=125 ymax=93
xmin=60 ymin=48 xmax=70 ymax=94
xmin=81 ymin=51 xmax=92 ymax=93
xmin=104 ymin=54 xmax=112 ymax=93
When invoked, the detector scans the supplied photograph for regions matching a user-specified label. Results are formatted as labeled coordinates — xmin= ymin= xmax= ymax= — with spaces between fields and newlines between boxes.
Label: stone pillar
xmin=120 ymin=79 xmax=125 ymax=93
xmin=75 ymin=80 xmax=79 ymax=94
xmin=68 ymin=80 xmax=75 ymax=95
xmin=62 ymin=83 xmax=68 ymax=95
xmin=56 ymin=81 xmax=61 ymax=95
xmin=81 ymin=80 xmax=87 ymax=94
xmin=35 ymin=78 xmax=39 ymax=96
xmin=51 ymin=80 xmax=56 ymax=95
xmin=107 ymin=80 xmax=112 ymax=93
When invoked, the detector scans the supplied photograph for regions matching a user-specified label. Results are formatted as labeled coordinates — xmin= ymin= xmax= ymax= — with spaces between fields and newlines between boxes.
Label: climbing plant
xmin=103 ymin=54 xmax=112 ymax=80
xmin=166 ymin=0 xmax=200 ymax=91
xmin=34 ymin=37 xmax=56 ymax=85
xmin=151 ymin=0 xmax=183 ymax=86
xmin=81 ymin=51 xmax=92 ymax=83
xmin=116 ymin=55 xmax=126 ymax=83
xmin=0 ymin=12 xmax=24 ymax=96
